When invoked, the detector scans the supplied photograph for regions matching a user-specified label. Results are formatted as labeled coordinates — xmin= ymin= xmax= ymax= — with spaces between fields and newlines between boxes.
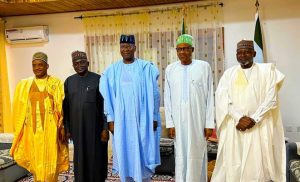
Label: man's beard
xmin=240 ymin=60 xmax=251 ymax=66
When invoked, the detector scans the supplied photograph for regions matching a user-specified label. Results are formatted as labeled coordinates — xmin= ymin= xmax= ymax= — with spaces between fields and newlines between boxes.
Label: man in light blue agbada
xmin=100 ymin=34 xmax=161 ymax=182
xmin=164 ymin=34 xmax=215 ymax=182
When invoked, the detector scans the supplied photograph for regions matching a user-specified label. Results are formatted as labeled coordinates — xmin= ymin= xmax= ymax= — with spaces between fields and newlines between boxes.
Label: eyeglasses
xmin=73 ymin=60 xmax=87 ymax=67
xmin=176 ymin=47 xmax=193 ymax=52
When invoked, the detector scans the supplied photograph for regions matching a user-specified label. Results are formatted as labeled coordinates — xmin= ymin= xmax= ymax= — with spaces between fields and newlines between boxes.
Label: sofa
xmin=0 ymin=133 xmax=29 ymax=182
xmin=286 ymin=142 xmax=300 ymax=182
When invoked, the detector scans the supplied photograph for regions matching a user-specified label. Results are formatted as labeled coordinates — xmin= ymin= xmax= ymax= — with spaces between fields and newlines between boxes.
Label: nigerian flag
xmin=254 ymin=11 xmax=264 ymax=63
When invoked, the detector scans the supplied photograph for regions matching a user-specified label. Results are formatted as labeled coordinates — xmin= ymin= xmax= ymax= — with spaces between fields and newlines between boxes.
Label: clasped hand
xmin=236 ymin=116 xmax=256 ymax=131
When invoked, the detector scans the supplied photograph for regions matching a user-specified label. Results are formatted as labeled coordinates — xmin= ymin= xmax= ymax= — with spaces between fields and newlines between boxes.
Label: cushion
xmin=290 ymin=160 xmax=300 ymax=182
xmin=207 ymin=141 xmax=218 ymax=154
xmin=160 ymin=138 xmax=174 ymax=156
xmin=160 ymin=107 xmax=168 ymax=138
xmin=0 ymin=133 xmax=14 ymax=143
xmin=0 ymin=149 xmax=15 ymax=169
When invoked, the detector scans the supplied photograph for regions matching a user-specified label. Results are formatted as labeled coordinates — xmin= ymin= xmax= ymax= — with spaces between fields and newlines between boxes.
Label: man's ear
xmin=87 ymin=61 xmax=90 ymax=67
xmin=253 ymin=51 xmax=256 ymax=58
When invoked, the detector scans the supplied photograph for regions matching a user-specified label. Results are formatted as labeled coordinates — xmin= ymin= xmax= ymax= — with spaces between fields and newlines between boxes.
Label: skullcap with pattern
xmin=176 ymin=34 xmax=193 ymax=46
xmin=71 ymin=51 xmax=87 ymax=62
xmin=237 ymin=40 xmax=254 ymax=50
xmin=120 ymin=34 xmax=135 ymax=44
xmin=32 ymin=52 xmax=48 ymax=63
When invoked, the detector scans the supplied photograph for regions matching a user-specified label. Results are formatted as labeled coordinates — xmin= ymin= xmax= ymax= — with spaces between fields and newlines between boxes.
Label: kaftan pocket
xmin=85 ymin=87 xmax=97 ymax=102
xmin=191 ymin=80 xmax=203 ymax=92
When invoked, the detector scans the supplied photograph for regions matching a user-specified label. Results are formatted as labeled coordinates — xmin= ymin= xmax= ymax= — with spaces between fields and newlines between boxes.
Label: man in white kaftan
xmin=211 ymin=40 xmax=286 ymax=182
xmin=164 ymin=34 xmax=215 ymax=182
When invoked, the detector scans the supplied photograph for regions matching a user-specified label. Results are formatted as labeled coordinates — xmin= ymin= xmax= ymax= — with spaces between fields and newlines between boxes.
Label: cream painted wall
xmin=223 ymin=0 xmax=300 ymax=140
xmin=5 ymin=12 xmax=85 ymax=98
xmin=4 ymin=0 xmax=300 ymax=140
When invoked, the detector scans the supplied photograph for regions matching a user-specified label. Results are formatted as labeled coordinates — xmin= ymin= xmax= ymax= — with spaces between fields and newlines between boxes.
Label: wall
xmin=223 ymin=0 xmax=300 ymax=141
xmin=4 ymin=0 xmax=300 ymax=140
xmin=5 ymin=12 xmax=85 ymax=94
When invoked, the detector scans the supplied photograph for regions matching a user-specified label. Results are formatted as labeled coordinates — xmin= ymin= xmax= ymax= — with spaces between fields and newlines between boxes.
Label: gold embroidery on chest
xmin=28 ymin=80 xmax=55 ymax=133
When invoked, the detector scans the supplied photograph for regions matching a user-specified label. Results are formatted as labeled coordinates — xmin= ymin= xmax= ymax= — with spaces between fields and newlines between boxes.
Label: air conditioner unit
xmin=5 ymin=26 xmax=49 ymax=44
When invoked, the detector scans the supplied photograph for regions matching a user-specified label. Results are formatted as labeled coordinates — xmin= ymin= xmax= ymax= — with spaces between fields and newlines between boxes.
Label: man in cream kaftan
xmin=10 ymin=52 xmax=69 ymax=182
xmin=211 ymin=40 xmax=285 ymax=182
xmin=164 ymin=34 xmax=214 ymax=182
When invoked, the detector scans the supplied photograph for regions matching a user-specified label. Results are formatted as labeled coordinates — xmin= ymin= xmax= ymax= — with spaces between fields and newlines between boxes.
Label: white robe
xmin=164 ymin=60 xmax=214 ymax=182
xmin=211 ymin=63 xmax=286 ymax=182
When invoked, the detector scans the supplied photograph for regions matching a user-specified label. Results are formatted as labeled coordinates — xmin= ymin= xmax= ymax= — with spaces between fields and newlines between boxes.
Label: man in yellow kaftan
xmin=10 ymin=52 xmax=69 ymax=182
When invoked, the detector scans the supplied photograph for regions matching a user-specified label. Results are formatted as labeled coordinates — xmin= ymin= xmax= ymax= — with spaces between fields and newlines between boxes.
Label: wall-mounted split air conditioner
xmin=5 ymin=26 xmax=49 ymax=44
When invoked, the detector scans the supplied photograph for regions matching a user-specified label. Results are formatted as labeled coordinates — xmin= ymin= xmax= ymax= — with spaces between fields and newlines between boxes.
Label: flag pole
xmin=255 ymin=0 xmax=259 ymax=11
xmin=254 ymin=0 xmax=264 ymax=63
xmin=181 ymin=5 xmax=186 ymax=35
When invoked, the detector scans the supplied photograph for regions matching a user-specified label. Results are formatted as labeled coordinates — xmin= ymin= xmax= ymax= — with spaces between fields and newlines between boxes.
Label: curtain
xmin=0 ymin=18 xmax=12 ymax=132
xmin=83 ymin=2 xmax=224 ymax=105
